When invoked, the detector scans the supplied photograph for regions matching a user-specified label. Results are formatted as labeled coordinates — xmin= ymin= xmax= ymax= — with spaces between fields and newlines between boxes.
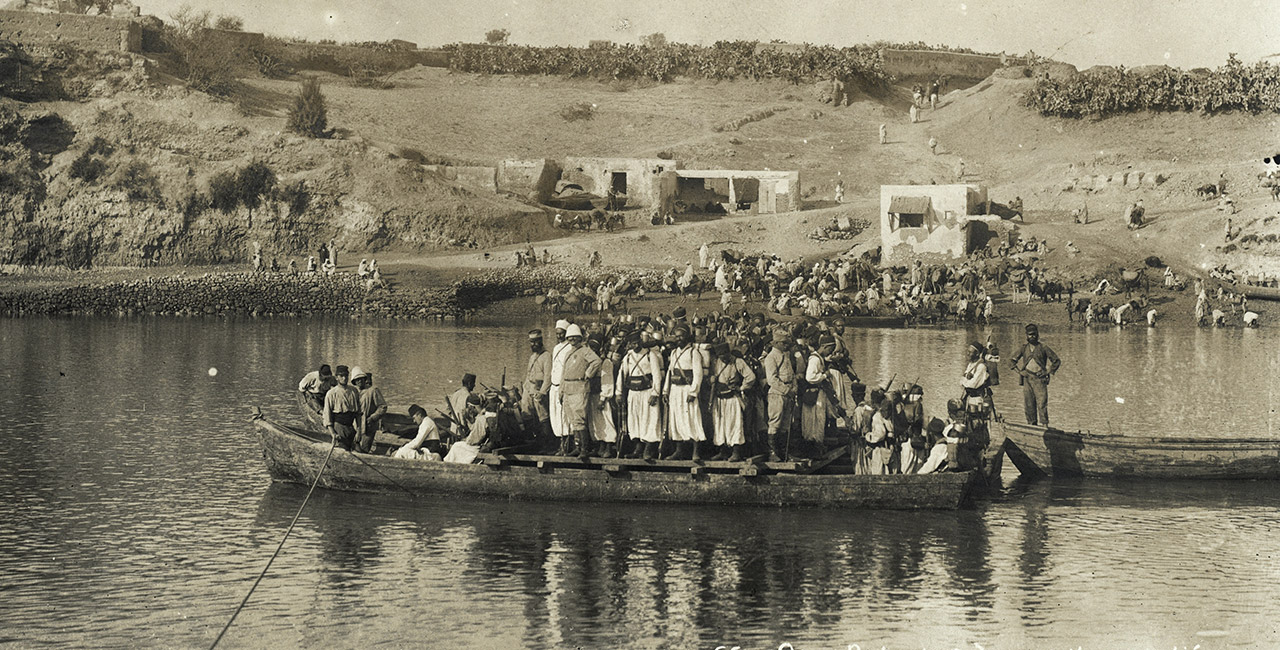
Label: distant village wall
xmin=882 ymin=49 xmax=1018 ymax=82
xmin=0 ymin=9 xmax=140 ymax=53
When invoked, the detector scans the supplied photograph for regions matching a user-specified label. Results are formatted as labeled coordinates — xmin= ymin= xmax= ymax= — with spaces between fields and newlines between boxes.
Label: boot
xmin=711 ymin=445 xmax=731 ymax=461
xmin=577 ymin=430 xmax=591 ymax=460
xmin=556 ymin=435 xmax=571 ymax=456
xmin=728 ymin=444 xmax=744 ymax=463
xmin=767 ymin=434 xmax=782 ymax=462
xmin=603 ymin=442 xmax=617 ymax=458
xmin=643 ymin=441 xmax=659 ymax=461
xmin=691 ymin=441 xmax=702 ymax=462
xmin=663 ymin=440 xmax=684 ymax=460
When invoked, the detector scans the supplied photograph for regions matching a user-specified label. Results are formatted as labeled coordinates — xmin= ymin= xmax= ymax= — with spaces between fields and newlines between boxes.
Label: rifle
xmin=881 ymin=372 xmax=897 ymax=393
xmin=444 ymin=393 xmax=468 ymax=438
xmin=500 ymin=366 xmax=507 ymax=389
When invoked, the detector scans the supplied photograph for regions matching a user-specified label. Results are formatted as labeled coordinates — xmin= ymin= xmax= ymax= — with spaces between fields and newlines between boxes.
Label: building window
xmin=897 ymin=212 xmax=925 ymax=228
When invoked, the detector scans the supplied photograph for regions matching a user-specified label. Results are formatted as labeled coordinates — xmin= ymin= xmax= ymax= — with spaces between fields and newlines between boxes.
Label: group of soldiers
xmin=502 ymin=309 xmax=999 ymax=473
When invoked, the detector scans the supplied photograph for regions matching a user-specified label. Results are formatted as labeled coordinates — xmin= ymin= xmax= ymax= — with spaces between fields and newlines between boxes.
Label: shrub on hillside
xmin=251 ymin=38 xmax=293 ymax=79
xmin=286 ymin=77 xmax=328 ymax=138
xmin=274 ymin=179 xmax=309 ymax=216
xmin=69 ymin=150 xmax=107 ymax=183
xmin=164 ymin=5 xmax=248 ymax=96
xmin=68 ymin=136 xmax=113 ymax=183
xmin=558 ymin=102 xmax=596 ymax=122
xmin=207 ymin=161 xmax=277 ymax=212
xmin=108 ymin=160 xmax=161 ymax=201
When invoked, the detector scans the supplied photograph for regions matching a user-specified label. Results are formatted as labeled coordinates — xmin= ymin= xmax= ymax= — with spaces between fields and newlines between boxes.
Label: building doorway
xmin=609 ymin=172 xmax=627 ymax=209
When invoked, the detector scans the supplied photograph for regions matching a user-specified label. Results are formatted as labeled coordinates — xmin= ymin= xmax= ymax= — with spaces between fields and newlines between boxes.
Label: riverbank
xmin=1 ymin=257 xmax=1263 ymax=328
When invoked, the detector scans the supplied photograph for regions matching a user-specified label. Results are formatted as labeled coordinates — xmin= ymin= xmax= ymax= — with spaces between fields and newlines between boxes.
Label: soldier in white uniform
xmin=544 ymin=320 xmax=572 ymax=454
xmin=663 ymin=327 xmax=705 ymax=461
xmin=709 ymin=342 xmax=756 ymax=462
xmin=617 ymin=333 xmax=664 ymax=460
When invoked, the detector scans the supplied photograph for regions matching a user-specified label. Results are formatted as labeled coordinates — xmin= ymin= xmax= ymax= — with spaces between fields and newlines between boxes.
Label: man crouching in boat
xmin=618 ymin=332 xmax=664 ymax=460
xmin=298 ymin=364 xmax=336 ymax=414
xmin=323 ymin=365 xmax=363 ymax=451
xmin=560 ymin=324 xmax=602 ymax=459
xmin=664 ymin=326 xmax=705 ymax=461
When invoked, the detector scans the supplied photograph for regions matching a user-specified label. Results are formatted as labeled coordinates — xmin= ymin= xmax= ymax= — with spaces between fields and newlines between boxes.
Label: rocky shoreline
xmin=0 ymin=265 xmax=666 ymax=319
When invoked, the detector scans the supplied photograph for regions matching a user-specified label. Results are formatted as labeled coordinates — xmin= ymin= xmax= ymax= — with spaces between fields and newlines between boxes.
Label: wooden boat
xmin=253 ymin=412 xmax=981 ymax=509
xmin=997 ymin=419 xmax=1280 ymax=479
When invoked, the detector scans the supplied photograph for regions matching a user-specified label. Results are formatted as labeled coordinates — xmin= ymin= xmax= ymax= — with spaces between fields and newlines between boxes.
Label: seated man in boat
xmin=322 ymin=365 xmax=363 ymax=452
xmin=916 ymin=417 xmax=950 ymax=473
xmin=298 ymin=364 xmax=336 ymax=413
xmin=394 ymin=405 xmax=442 ymax=460
xmin=444 ymin=395 xmax=503 ymax=463
xmin=941 ymin=399 xmax=971 ymax=470
xmin=350 ymin=367 xmax=387 ymax=454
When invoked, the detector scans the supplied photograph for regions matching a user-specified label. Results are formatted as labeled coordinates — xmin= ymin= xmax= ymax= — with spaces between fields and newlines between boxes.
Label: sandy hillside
xmin=260 ymin=66 xmax=1280 ymax=282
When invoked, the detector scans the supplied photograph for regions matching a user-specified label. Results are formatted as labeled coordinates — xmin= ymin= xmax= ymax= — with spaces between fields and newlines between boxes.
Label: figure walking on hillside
xmin=909 ymin=104 xmax=919 ymax=124
xmin=929 ymin=79 xmax=940 ymax=109
xmin=328 ymin=238 xmax=338 ymax=267
xmin=834 ymin=180 xmax=845 ymax=203
xmin=954 ymin=159 xmax=965 ymax=182
xmin=928 ymin=136 xmax=938 ymax=155
xmin=878 ymin=123 xmax=887 ymax=145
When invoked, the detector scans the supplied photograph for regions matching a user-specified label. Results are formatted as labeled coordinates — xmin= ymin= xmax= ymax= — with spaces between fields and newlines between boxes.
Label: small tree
xmin=286 ymin=77 xmax=328 ymax=138
xmin=213 ymin=14 xmax=244 ymax=31
xmin=642 ymin=33 xmax=667 ymax=48
xmin=485 ymin=29 xmax=510 ymax=45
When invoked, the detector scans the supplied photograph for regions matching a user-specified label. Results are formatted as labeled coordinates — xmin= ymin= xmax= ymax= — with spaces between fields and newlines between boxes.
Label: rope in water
xmin=209 ymin=435 xmax=337 ymax=650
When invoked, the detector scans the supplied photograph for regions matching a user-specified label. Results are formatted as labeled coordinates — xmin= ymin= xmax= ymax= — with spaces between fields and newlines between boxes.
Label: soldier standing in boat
xmin=351 ymin=367 xmax=387 ymax=454
xmin=559 ymin=324 xmax=601 ymax=459
xmin=710 ymin=342 xmax=756 ymax=462
xmin=763 ymin=328 xmax=796 ymax=461
xmin=322 ymin=365 xmax=363 ymax=452
xmin=522 ymin=329 xmax=553 ymax=451
xmin=1009 ymin=323 xmax=1061 ymax=426
xmin=618 ymin=332 xmax=664 ymax=460
xmin=544 ymin=320 xmax=572 ymax=452
xmin=799 ymin=334 xmax=840 ymax=458
xmin=585 ymin=334 xmax=618 ymax=458
xmin=663 ymin=326 xmax=705 ymax=461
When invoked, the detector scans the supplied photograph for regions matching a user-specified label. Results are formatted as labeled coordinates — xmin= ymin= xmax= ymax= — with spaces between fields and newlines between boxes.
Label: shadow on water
xmin=254 ymin=483 xmax=999 ymax=647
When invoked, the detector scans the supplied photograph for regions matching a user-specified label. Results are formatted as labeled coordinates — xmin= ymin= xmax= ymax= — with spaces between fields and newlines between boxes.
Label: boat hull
xmin=255 ymin=416 xmax=979 ymax=509
xmin=998 ymin=420 xmax=1280 ymax=479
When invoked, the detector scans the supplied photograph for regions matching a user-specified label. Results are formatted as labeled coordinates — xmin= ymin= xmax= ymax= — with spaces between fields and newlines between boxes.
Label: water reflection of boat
xmin=253 ymin=413 xmax=981 ymax=509
xmin=998 ymin=420 xmax=1280 ymax=479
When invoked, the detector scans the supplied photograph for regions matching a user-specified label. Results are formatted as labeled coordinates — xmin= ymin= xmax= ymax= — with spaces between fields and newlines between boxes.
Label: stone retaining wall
xmin=0 ymin=10 xmax=140 ymax=53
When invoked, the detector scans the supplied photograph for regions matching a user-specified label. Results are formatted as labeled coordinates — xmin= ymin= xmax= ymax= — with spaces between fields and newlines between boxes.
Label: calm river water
xmin=1 ymin=312 xmax=1277 ymax=649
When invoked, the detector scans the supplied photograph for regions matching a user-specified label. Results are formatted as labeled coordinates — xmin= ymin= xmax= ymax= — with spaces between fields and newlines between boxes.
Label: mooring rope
xmin=209 ymin=435 xmax=337 ymax=650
